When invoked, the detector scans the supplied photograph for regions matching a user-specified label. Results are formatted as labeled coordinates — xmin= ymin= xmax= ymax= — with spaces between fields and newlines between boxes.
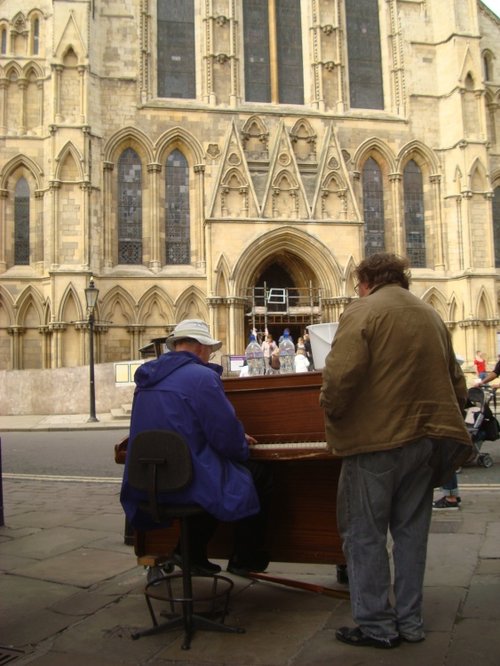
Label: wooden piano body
xmin=135 ymin=372 xmax=345 ymax=569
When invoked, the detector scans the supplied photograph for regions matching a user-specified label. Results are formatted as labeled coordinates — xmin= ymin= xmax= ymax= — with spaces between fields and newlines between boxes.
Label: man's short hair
xmin=355 ymin=253 xmax=411 ymax=290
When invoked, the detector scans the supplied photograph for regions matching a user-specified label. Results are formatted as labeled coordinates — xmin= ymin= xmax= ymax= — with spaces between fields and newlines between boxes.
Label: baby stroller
xmin=463 ymin=386 xmax=496 ymax=468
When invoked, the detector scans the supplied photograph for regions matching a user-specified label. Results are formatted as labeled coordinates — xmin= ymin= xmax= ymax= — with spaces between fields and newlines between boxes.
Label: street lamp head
xmin=85 ymin=276 xmax=99 ymax=310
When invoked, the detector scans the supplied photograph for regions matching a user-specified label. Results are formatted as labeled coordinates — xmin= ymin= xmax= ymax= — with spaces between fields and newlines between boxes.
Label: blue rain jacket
xmin=120 ymin=351 xmax=260 ymax=528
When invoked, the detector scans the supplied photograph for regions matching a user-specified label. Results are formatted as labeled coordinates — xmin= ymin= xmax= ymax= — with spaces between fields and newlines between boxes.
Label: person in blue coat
xmin=120 ymin=319 xmax=271 ymax=576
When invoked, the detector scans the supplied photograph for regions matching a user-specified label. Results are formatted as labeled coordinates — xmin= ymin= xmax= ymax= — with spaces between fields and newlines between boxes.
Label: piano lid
xmin=223 ymin=371 xmax=326 ymax=444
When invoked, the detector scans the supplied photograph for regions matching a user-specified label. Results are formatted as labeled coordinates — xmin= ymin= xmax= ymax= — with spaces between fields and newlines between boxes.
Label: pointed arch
xmin=57 ymin=282 xmax=85 ymax=322
xmin=397 ymin=140 xmax=440 ymax=175
xmin=241 ymin=115 xmax=270 ymax=157
xmin=289 ymin=118 xmax=317 ymax=162
xmin=214 ymin=254 xmax=232 ymax=298
xmin=155 ymin=126 xmax=204 ymax=166
xmin=0 ymin=153 xmax=43 ymax=190
xmin=175 ymin=286 xmax=208 ymax=322
xmin=468 ymin=157 xmax=489 ymax=193
xmin=421 ymin=286 xmax=448 ymax=320
xmin=231 ymin=227 xmax=342 ymax=298
xmin=344 ymin=256 xmax=358 ymax=297
xmin=476 ymin=287 xmax=494 ymax=320
xmin=0 ymin=286 xmax=15 ymax=323
xmin=137 ymin=287 xmax=174 ymax=324
xmin=353 ymin=137 xmax=397 ymax=174
xmin=15 ymin=285 xmax=45 ymax=326
xmin=55 ymin=142 xmax=84 ymax=181
xmin=103 ymin=126 xmax=154 ymax=164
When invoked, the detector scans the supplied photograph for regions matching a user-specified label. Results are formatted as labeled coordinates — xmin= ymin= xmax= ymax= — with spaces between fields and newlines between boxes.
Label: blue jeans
xmin=441 ymin=472 xmax=458 ymax=496
xmin=337 ymin=438 xmax=434 ymax=641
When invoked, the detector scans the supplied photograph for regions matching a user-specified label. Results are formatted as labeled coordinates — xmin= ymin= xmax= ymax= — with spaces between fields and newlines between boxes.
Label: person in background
xmin=474 ymin=351 xmax=487 ymax=380
xmin=303 ymin=332 xmax=314 ymax=370
xmin=294 ymin=347 xmax=310 ymax=373
xmin=261 ymin=333 xmax=277 ymax=374
xmin=320 ymin=253 xmax=471 ymax=649
xmin=120 ymin=319 xmax=271 ymax=576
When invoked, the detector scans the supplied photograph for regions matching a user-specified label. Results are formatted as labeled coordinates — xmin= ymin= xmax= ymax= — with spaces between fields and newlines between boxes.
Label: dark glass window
xmin=118 ymin=148 xmax=142 ymax=264
xmin=14 ymin=177 xmax=30 ymax=265
xmin=32 ymin=18 xmax=39 ymax=55
xmin=404 ymin=160 xmax=426 ymax=268
xmin=157 ymin=0 xmax=195 ymax=98
xmin=165 ymin=150 xmax=190 ymax=265
xmin=345 ymin=0 xmax=384 ymax=109
xmin=243 ymin=0 xmax=303 ymax=104
xmin=1 ymin=28 xmax=6 ymax=54
xmin=493 ymin=186 xmax=500 ymax=268
xmin=363 ymin=157 xmax=385 ymax=255
xmin=243 ymin=1 xmax=270 ymax=102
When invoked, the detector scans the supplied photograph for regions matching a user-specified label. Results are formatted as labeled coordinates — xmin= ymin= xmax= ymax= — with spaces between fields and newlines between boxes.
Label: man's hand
xmin=245 ymin=433 xmax=258 ymax=446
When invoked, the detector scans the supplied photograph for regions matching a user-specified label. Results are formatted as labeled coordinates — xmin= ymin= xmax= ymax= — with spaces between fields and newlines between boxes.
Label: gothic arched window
xmin=32 ymin=17 xmax=40 ymax=55
xmin=157 ymin=0 xmax=195 ymax=99
xmin=165 ymin=149 xmax=190 ymax=265
xmin=362 ymin=157 xmax=385 ymax=255
xmin=345 ymin=0 xmax=384 ymax=109
xmin=117 ymin=148 xmax=142 ymax=264
xmin=1 ymin=26 xmax=7 ymax=54
xmin=243 ymin=0 xmax=304 ymax=104
xmin=493 ymin=186 xmax=500 ymax=268
xmin=15 ymin=177 xmax=30 ymax=265
xmin=404 ymin=160 xmax=426 ymax=267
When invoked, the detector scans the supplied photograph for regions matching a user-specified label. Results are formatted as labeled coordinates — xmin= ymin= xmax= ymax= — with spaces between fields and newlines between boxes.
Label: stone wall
xmin=0 ymin=363 xmax=135 ymax=416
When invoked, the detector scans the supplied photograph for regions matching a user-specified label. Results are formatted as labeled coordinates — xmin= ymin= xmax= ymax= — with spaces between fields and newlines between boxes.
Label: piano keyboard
xmin=252 ymin=441 xmax=328 ymax=450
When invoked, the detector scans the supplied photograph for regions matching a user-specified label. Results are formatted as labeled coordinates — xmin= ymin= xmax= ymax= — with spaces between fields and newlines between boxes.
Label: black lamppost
xmin=85 ymin=276 xmax=99 ymax=422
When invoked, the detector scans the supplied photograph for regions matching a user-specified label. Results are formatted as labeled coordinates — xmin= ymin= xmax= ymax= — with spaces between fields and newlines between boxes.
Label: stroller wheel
xmin=478 ymin=453 xmax=494 ymax=468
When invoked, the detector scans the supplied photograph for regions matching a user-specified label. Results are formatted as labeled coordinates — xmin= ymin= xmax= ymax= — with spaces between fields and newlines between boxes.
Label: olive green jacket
xmin=320 ymin=284 xmax=471 ymax=456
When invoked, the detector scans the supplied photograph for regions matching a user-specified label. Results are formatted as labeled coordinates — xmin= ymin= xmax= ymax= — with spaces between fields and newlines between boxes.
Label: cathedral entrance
xmin=245 ymin=262 xmax=322 ymax=345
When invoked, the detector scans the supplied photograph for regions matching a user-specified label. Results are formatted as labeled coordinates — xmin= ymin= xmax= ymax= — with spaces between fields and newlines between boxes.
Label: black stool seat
xmin=127 ymin=430 xmax=245 ymax=649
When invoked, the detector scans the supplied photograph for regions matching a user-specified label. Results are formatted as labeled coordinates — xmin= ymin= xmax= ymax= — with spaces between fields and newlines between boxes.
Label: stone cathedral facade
xmin=0 ymin=0 xmax=499 ymax=372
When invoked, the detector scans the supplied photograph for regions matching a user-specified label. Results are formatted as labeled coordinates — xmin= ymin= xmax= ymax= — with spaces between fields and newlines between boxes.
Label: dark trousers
xmin=185 ymin=460 xmax=273 ymax=562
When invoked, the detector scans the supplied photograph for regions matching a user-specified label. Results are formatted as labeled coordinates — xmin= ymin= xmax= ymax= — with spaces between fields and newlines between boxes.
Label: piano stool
xmin=127 ymin=430 xmax=245 ymax=650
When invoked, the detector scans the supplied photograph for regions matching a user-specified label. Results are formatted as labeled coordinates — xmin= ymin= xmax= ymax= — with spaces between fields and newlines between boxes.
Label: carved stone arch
xmin=55 ymin=142 xmax=84 ymax=182
xmin=241 ymin=115 xmax=269 ymax=157
xmin=12 ymin=12 xmax=27 ymax=34
xmin=137 ymin=287 xmax=174 ymax=324
xmin=353 ymin=137 xmax=396 ymax=174
xmin=0 ymin=286 xmax=15 ymax=323
xmin=448 ymin=293 xmax=459 ymax=323
xmin=231 ymin=227 xmax=342 ymax=298
xmin=468 ymin=157 xmax=489 ymax=193
xmin=476 ymin=287 xmax=494 ymax=320
xmin=22 ymin=60 xmax=44 ymax=79
xmin=100 ymin=285 xmax=136 ymax=326
xmin=214 ymin=254 xmax=232 ymax=298
xmin=155 ymin=127 xmax=204 ymax=166
xmin=175 ymin=286 xmax=209 ymax=322
xmin=272 ymin=169 xmax=298 ymax=192
xmin=491 ymin=168 xmax=500 ymax=189
xmin=221 ymin=167 xmax=248 ymax=188
xmin=4 ymin=61 xmax=22 ymax=80
xmin=421 ymin=286 xmax=448 ymax=320
xmin=322 ymin=170 xmax=346 ymax=191
xmin=58 ymin=282 xmax=85 ymax=322
xmin=289 ymin=118 xmax=317 ymax=162
xmin=0 ymin=153 xmax=43 ymax=190
xmin=397 ymin=140 xmax=440 ymax=175
xmin=344 ymin=256 xmax=358 ymax=297
xmin=103 ymin=126 xmax=154 ymax=164
xmin=15 ymin=285 xmax=45 ymax=326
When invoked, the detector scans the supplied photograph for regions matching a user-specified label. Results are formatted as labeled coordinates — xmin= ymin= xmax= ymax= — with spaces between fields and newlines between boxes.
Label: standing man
xmin=320 ymin=253 xmax=471 ymax=649
xmin=121 ymin=319 xmax=271 ymax=576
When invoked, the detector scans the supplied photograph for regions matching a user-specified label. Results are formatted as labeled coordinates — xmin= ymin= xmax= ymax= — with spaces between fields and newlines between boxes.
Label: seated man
xmin=120 ymin=318 xmax=271 ymax=576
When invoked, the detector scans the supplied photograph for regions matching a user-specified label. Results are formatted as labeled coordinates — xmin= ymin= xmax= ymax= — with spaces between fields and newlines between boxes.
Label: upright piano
xmin=133 ymin=372 xmax=346 ymax=586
